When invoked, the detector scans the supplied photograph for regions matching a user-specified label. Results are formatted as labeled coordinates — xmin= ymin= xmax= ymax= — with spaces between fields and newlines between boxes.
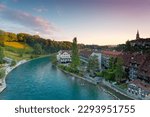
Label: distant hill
xmin=0 ymin=29 xmax=104 ymax=53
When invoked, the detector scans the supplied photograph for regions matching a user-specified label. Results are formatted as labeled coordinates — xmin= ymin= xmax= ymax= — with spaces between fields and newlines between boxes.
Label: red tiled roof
xmin=120 ymin=53 xmax=146 ymax=67
xmin=121 ymin=53 xmax=150 ymax=79
xmin=80 ymin=50 xmax=93 ymax=58
xmin=101 ymin=50 xmax=122 ymax=57
xmin=119 ymin=53 xmax=132 ymax=67
xmin=139 ymin=56 xmax=150 ymax=77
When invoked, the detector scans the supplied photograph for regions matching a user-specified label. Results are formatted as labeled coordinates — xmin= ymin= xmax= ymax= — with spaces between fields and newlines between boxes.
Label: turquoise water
xmin=0 ymin=57 xmax=115 ymax=100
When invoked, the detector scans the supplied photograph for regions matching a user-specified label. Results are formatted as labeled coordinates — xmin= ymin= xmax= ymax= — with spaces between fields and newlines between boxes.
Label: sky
xmin=0 ymin=0 xmax=150 ymax=45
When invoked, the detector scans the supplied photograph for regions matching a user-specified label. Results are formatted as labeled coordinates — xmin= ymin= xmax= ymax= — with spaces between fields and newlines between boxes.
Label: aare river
xmin=0 ymin=57 xmax=116 ymax=100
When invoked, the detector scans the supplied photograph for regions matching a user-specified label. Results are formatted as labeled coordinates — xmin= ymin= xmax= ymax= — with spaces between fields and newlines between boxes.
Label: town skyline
xmin=1 ymin=0 xmax=150 ymax=45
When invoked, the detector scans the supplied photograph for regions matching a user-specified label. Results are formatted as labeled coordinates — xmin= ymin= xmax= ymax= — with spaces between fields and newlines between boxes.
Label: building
xmin=101 ymin=50 xmax=122 ymax=69
xmin=80 ymin=49 xmax=93 ymax=60
xmin=128 ymin=53 xmax=145 ymax=80
xmin=130 ymin=30 xmax=150 ymax=47
xmin=138 ymin=56 xmax=150 ymax=83
xmin=120 ymin=53 xmax=150 ymax=82
xmin=80 ymin=49 xmax=102 ymax=70
xmin=127 ymin=79 xmax=150 ymax=99
xmin=57 ymin=50 xmax=71 ymax=63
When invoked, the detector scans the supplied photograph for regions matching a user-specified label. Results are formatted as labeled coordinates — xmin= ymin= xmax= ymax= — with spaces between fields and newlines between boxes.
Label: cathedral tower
xmin=136 ymin=30 xmax=140 ymax=40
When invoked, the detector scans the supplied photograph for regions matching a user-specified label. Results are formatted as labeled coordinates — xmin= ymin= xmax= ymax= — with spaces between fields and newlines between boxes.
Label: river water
xmin=0 ymin=57 xmax=115 ymax=100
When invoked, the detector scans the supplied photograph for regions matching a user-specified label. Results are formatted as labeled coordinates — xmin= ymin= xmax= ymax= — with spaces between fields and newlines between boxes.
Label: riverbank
xmin=99 ymin=80 xmax=134 ymax=100
xmin=57 ymin=66 xmax=97 ymax=85
xmin=0 ymin=55 xmax=136 ymax=99
xmin=0 ymin=60 xmax=27 ymax=93
xmin=0 ymin=55 xmax=51 ymax=94
xmin=57 ymin=66 xmax=121 ymax=99
xmin=57 ymin=65 xmax=136 ymax=100
xmin=0 ymin=78 xmax=6 ymax=93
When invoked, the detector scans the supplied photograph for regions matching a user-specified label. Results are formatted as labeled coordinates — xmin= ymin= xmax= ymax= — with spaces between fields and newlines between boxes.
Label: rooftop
xmin=101 ymin=50 xmax=122 ymax=57
xmin=58 ymin=50 xmax=71 ymax=55
xmin=130 ymin=79 xmax=150 ymax=92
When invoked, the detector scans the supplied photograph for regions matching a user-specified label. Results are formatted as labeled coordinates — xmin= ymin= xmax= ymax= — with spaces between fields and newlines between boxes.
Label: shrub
xmin=0 ymin=69 xmax=5 ymax=79
xmin=10 ymin=60 xmax=16 ymax=66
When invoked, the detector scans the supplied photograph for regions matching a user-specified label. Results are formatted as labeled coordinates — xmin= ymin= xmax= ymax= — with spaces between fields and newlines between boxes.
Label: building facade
xmin=127 ymin=79 xmax=150 ymax=99
xmin=57 ymin=50 xmax=71 ymax=63
xmin=120 ymin=53 xmax=150 ymax=82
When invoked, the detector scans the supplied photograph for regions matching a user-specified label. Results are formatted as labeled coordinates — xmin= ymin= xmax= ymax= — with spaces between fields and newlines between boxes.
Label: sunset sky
xmin=0 ymin=0 xmax=150 ymax=45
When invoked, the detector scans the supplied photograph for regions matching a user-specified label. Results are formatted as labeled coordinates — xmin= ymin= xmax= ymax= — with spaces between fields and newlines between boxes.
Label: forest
xmin=0 ymin=29 xmax=103 ymax=54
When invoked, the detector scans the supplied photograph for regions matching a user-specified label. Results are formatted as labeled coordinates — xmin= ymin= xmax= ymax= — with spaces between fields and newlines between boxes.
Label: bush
xmin=0 ymin=69 xmax=5 ymax=79
xmin=58 ymin=65 xmax=80 ymax=74
xmin=96 ymin=72 xmax=103 ymax=77
xmin=51 ymin=54 xmax=57 ymax=65
xmin=10 ymin=60 xmax=16 ymax=66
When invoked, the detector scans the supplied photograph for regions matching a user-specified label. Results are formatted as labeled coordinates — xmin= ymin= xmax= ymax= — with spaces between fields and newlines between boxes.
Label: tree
xmin=0 ymin=39 xmax=4 ymax=46
xmin=0 ymin=30 xmax=5 ymax=46
xmin=125 ymin=40 xmax=132 ymax=51
xmin=0 ymin=47 xmax=4 ymax=64
xmin=109 ymin=57 xmax=117 ymax=69
xmin=51 ymin=54 xmax=57 ymax=65
xmin=33 ymin=43 xmax=43 ymax=55
xmin=10 ymin=60 xmax=16 ymax=67
xmin=115 ymin=58 xmax=124 ymax=82
xmin=0 ymin=69 xmax=5 ymax=79
xmin=87 ymin=55 xmax=99 ymax=76
xmin=71 ymin=37 xmax=80 ymax=68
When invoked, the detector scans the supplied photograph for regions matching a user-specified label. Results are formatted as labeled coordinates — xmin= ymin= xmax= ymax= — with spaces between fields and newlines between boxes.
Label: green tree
xmin=87 ymin=55 xmax=99 ymax=76
xmin=0 ymin=47 xmax=4 ymax=64
xmin=0 ymin=69 xmax=5 ymax=79
xmin=115 ymin=58 xmax=124 ymax=82
xmin=125 ymin=40 xmax=132 ymax=51
xmin=109 ymin=57 xmax=116 ymax=69
xmin=71 ymin=37 xmax=80 ymax=68
xmin=10 ymin=60 xmax=16 ymax=67
xmin=33 ymin=43 xmax=43 ymax=55
xmin=0 ymin=39 xmax=4 ymax=46
xmin=51 ymin=54 xmax=57 ymax=65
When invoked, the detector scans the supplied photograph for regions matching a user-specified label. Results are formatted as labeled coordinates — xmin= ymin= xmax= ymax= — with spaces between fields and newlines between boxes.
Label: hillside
xmin=4 ymin=42 xmax=26 ymax=49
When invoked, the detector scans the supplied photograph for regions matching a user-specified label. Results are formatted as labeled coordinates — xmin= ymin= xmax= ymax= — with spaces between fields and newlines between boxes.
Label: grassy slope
xmin=4 ymin=42 xmax=25 ymax=49
xmin=4 ymin=50 xmax=32 ymax=61
xmin=3 ymin=42 xmax=33 ymax=61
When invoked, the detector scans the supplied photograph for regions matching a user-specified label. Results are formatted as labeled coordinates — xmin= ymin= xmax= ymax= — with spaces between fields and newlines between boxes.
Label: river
xmin=0 ymin=57 xmax=115 ymax=100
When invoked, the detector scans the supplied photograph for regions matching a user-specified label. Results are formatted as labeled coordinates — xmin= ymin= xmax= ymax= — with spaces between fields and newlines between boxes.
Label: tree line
xmin=0 ymin=30 xmax=73 ymax=54
xmin=0 ymin=29 xmax=103 ymax=54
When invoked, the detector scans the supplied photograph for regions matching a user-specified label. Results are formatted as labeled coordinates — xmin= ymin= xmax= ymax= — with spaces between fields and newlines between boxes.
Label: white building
xmin=57 ymin=50 xmax=71 ymax=63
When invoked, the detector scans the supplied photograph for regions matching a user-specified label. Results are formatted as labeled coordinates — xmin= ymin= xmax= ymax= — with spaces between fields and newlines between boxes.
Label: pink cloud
xmin=0 ymin=4 xmax=57 ymax=36
xmin=0 ymin=4 xmax=6 ymax=10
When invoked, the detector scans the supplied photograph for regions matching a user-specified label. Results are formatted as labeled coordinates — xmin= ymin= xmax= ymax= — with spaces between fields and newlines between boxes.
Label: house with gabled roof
xmin=57 ymin=50 xmax=72 ymax=63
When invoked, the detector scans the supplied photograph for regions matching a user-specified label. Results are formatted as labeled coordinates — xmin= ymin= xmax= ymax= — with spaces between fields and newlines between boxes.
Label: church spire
xmin=136 ymin=30 xmax=140 ymax=40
